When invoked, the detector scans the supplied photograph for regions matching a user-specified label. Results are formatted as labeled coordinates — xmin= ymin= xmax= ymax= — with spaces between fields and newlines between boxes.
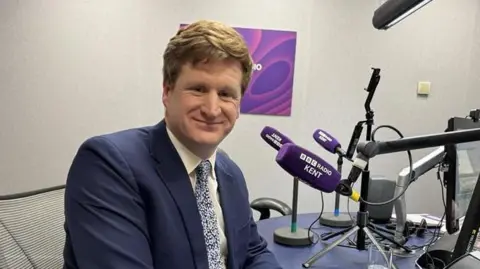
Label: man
xmin=62 ymin=20 xmax=283 ymax=269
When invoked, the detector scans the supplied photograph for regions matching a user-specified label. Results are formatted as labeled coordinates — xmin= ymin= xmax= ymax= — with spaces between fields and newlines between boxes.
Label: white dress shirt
xmin=166 ymin=127 xmax=228 ymax=267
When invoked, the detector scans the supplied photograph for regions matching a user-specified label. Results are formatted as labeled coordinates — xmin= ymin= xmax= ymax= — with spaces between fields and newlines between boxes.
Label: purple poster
xmin=179 ymin=24 xmax=297 ymax=116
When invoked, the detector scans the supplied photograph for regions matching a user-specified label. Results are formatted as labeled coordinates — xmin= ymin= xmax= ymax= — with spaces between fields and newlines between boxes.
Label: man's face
xmin=163 ymin=59 xmax=242 ymax=155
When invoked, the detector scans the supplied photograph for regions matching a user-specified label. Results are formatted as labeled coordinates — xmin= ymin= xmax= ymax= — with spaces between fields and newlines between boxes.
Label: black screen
xmin=445 ymin=117 xmax=480 ymax=234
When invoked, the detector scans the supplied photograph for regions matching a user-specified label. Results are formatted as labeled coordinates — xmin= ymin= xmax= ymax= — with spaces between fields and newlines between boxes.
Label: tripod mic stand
xmin=302 ymin=68 xmax=408 ymax=269
xmin=319 ymin=156 xmax=354 ymax=228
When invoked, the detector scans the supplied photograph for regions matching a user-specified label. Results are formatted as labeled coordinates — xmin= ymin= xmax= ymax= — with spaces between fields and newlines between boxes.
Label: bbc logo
xmin=300 ymin=153 xmax=317 ymax=167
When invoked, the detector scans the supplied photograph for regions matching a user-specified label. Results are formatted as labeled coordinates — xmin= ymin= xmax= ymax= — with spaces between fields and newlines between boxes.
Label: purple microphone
xmin=313 ymin=129 xmax=348 ymax=159
xmin=312 ymin=129 xmax=356 ymax=226
xmin=260 ymin=127 xmax=314 ymax=243
xmin=260 ymin=126 xmax=294 ymax=150
xmin=275 ymin=143 xmax=341 ymax=193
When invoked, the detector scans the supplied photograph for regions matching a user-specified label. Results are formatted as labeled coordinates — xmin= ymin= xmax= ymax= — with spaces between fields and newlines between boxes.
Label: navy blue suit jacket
xmin=63 ymin=120 xmax=282 ymax=269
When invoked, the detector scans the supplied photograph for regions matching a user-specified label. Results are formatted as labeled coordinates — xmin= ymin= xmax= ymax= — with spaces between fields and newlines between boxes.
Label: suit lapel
xmin=149 ymin=120 xmax=209 ymax=268
xmin=215 ymin=157 xmax=237 ymax=268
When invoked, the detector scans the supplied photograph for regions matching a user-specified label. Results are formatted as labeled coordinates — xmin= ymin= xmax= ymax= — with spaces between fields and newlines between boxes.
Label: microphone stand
xmin=302 ymin=68 xmax=408 ymax=269
xmin=273 ymin=177 xmax=313 ymax=246
xmin=318 ymin=156 xmax=354 ymax=227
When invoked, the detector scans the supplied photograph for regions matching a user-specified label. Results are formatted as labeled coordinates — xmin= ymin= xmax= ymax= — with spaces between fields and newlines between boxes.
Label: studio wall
xmin=302 ymin=0 xmax=480 ymax=216
xmin=0 ymin=0 xmax=478 ymax=217
xmin=468 ymin=4 xmax=480 ymax=108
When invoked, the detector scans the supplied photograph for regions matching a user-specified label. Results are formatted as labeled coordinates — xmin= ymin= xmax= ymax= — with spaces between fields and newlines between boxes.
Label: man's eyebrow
xmin=221 ymin=85 xmax=241 ymax=92
xmin=185 ymin=81 xmax=206 ymax=88
xmin=185 ymin=81 xmax=240 ymax=94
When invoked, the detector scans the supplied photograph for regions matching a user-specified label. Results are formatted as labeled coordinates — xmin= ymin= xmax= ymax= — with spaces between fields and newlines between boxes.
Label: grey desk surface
xmin=256 ymin=213 xmax=432 ymax=269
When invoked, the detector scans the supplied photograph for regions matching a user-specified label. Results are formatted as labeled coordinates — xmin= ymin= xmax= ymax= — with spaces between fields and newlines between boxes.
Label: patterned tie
xmin=195 ymin=160 xmax=223 ymax=269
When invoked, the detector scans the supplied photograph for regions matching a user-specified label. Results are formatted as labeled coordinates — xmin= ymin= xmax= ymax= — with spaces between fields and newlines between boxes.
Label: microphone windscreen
xmin=313 ymin=129 xmax=341 ymax=154
xmin=276 ymin=143 xmax=341 ymax=193
xmin=260 ymin=126 xmax=294 ymax=150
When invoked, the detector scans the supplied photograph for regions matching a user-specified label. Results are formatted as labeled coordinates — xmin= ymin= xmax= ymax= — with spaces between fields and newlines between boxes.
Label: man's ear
xmin=236 ymin=100 xmax=241 ymax=119
xmin=162 ymin=84 xmax=171 ymax=107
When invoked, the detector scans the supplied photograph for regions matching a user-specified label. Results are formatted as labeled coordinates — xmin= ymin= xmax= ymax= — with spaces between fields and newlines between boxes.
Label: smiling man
xmin=62 ymin=20 xmax=283 ymax=269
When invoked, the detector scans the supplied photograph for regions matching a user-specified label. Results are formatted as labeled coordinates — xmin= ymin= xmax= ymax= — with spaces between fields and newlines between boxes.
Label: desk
xmin=256 ymin=213 xmax=431 ymax=269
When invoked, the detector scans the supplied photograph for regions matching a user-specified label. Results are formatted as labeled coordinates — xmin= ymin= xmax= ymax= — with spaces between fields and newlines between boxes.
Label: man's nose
xmin=201 ymin=92 xmax=222 ymax=118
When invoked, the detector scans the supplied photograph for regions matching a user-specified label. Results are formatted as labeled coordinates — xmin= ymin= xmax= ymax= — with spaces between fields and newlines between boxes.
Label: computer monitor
xmin=444 ymin=117 xmax=480 ymax=234
xmin=451 ymin=172 xmax=480 ymax=262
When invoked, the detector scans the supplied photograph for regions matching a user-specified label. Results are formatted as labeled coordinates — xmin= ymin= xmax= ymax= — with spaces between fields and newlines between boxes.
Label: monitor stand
xmin=415 ymin=232 xmax=459 ymax=269
xmin=416 ymin=173 xmax=480 ymax=269
xmin=450 ymin=173 xmax=480 ymax=261
xmin=416 ymin=249 xmax=452 ymax=269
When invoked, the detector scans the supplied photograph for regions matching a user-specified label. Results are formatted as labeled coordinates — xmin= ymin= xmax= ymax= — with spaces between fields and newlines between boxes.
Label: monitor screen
xmin=445 ymin=117 xmax=480 ymax=234
xmin=454 ymin=141 xmax=480 ymax=218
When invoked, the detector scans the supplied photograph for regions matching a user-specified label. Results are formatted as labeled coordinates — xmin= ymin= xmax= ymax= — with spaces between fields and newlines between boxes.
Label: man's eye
xmin=220 ymin=92 xmax=238 ymax=100
xmin=190 ymin=87 xmax=204 ymax=92
xmin=219 ymin=92 xmax=230 ymax=97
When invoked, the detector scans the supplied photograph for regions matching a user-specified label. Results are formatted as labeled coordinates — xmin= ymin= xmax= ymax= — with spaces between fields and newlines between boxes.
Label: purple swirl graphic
xmin=237 ymin=27 xmax=297 ymax=116
xmin=179 ymin=24 xmax=297 ymax=116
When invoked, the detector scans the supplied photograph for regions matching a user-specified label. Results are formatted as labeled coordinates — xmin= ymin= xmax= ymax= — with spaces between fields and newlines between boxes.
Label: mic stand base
xmin=302 ymin=211 xmax=411 ymax=268
xmin=319 ymin=156 xmax=354 ymax=228
xmin=321 ymin=223 xmax=394 ymax=241
xmin=391 ymin=246 xmax=416 ymax=256
xmin=319 ymin=212 xmax=354 ymax=228
xmin=273 ymin=227 xmax=313 ymax=246
xmin=302 ymin=226 xmax=398 ymax=269
xmin=274 ymin=177 xmax=314 ymax=247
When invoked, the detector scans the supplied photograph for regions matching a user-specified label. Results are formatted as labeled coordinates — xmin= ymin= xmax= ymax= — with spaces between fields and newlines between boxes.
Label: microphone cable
xmin=406 ymin=163 xmax=446 ymax=253
xmin=306 ymin=192 xmax=324 ymax=245
xmin=355 ymin=126 xmax=448 ymax=267
xmin=355 ymin=124 xmax=415 ymax=206
xmin=422 ymin=212 xmax=446 ymax=268
xmin=421 ymin=164 xmax=447 ymax=269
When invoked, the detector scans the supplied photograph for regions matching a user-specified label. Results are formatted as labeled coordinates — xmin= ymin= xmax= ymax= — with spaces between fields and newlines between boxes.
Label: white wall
xmin=468 ymin=3 xmax=480 ymax=107
xmin=302 ymin=0 xmax=480 ymax=216
xmin=1 ymin=0 xmax=478 ymax=217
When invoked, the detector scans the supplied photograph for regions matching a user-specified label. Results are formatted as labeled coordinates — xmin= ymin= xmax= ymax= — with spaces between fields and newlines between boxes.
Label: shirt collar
xmin=166 ymin=127 xmax=217 ymax=179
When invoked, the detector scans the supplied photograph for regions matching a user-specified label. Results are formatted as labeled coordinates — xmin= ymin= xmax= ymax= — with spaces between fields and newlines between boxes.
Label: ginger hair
xmin=162 ymin=20 xmax=253 ymax=95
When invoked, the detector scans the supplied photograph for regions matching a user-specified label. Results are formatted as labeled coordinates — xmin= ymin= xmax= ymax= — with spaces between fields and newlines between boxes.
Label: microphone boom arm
xmin=357 ymin=128 xmax=480 ymax=160
xmin=393 ymin=146 xmax=446 ymax=246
